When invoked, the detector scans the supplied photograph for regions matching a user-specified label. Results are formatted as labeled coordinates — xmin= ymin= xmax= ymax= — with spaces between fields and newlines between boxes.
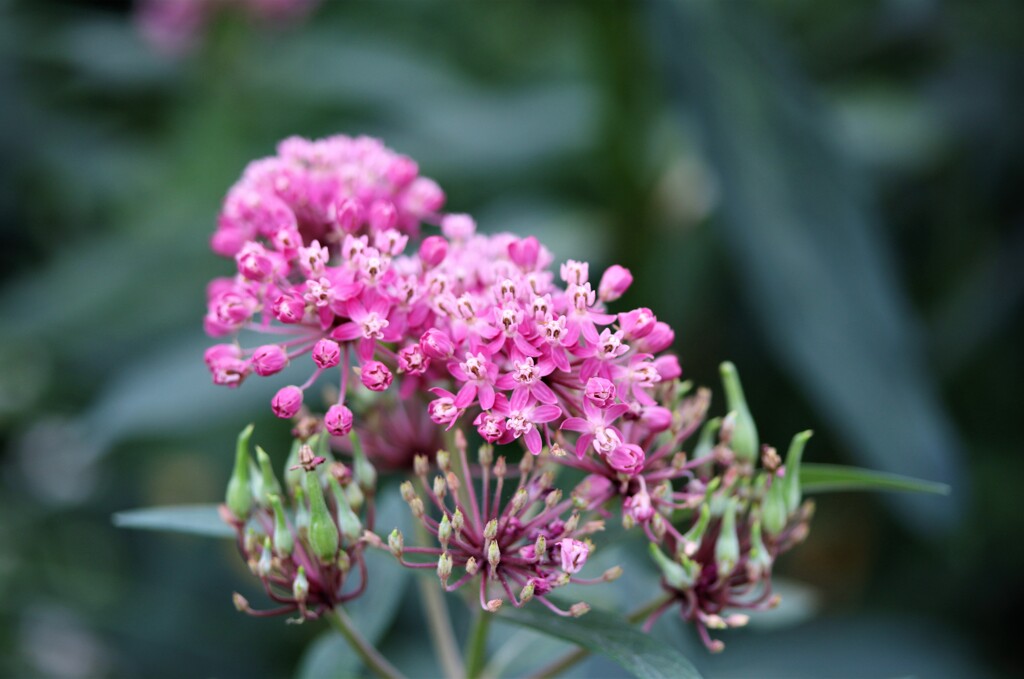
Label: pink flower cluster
xmin=136 ymin=0 xmax=320 ymax=56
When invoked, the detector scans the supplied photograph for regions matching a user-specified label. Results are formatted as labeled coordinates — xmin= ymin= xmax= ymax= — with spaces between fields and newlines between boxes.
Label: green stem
xmin=525 ymin=595 xmax=672 ymax=679
xmin=327 ymin=607 xmax=406 ymax=679
xmin=414 ymin=521 xmax=464 ymax=679
xmin=465 ymin=609 xmax=493 ymax=679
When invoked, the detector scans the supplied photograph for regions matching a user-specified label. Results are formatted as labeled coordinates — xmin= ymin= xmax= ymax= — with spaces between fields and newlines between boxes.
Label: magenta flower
xmin=560 ymin=397 xmax=630 ymax=460
xmin=500 ymin=389 xmax=562 ymax=455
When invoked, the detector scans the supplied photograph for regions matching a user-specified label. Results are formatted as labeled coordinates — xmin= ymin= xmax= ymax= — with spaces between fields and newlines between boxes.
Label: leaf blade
xmin=112 ymin=504 xmax=234 ymax=538
xmin=800 ymin=463 xmax=950 ymax=496
xmin=501 ymin=604 xmax=702 ymax=679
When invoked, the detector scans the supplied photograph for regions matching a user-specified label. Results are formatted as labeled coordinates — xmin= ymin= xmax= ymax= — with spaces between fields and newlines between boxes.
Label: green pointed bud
xmin=388 ymin=528 xmax=404 ymax=558
xmin=437 ymin=514 xmax=452 ymax=548
xmin=293 ymin=485 xmax=310 ymax=538
xmin=345 ymin=481 xmax=365 ymax=514
xmin=283 ymin=438 xmax=304 ymax=495
xmin=437 ymin=551 xmax=453 ymax=584
xmin=487 ymin=539 xmax=501 ymax=568
xmin=337 ymin=550 xmax=352 ymax=572
xmin=650 ymin=512 xmax=666 ymax=540
xmin=226 ymin=424 xmax=255 ymax=520
xmin=493 ymin=456 xmax=507 ymax=478
xmin=478 ymin=444 xmax=493 ymax=466
xmin=433 ymin=475 xmax=447 ymax=499
xmin=762 ymin=473 xmax=788 ymax=536
xmin=465 ymin=556 xmax=479 ymax=575
xmin=719 ymin=362 xmax=759 ymax=463
xmin=292 ymin=566 xmax=309 ymax=603
xmin=256 ymin=537 xmax=273 ymax=577
xmin=400 ymin=480 xmax=417 ymax=503
xmin=328 ymin=477 xmax=362 ymax=544
xmin=244 ymin=528 xmax=259 ymax=554
xmin=603 ymin=566 xmax=623 ymax=581
xmin=305 ymin=474 xmax=339 ymax=562
xmin=350 ymin=432 xmax=377 ymax=495
xmin=269 ymin=494 xmax=293 ymax=557
xmin=249 ymin=460 xmax=266 ymax=507
xmin=715 ymin=500 xmax=740 ymax=577
xmin=413 ymin=454 xmax=429 ymax=477
xmin=747 ymin=519 xmax=772 ymax=578
xmin=545 ymin=489 xmax=563 ymax=509
xmin=534 ymin=535 xmax=547 ymax=559
xmin=693 ymin=417 xmax=722 ymax=461
xmin=256 ymin=446 xmax=283 ymax=506
xmin=569 ymin=603 xmax=590 ymax=618
xmin=436 ymin=449 xmax=451 ymax=472
xmin=783 ymin=430 xmax=812 ymax=514
xmin=563 ymin=512 xmax=580 ymax=534
xmin=451 ymin=508 xmax=465 ymax=537
xmin=519 ymin=453 xmax=534 ymax=475
xmin=519 ymin=580 xmax=535 ymax=603
xmin=679 ymin=504 xmax=711 ymax=557
xmin=510 ymin=488 xmax=529 ymax=513
xmin=483 ymin=519 xmax=498 ymax=541
xmin=648 ymin=543 xmax=694 ymax=590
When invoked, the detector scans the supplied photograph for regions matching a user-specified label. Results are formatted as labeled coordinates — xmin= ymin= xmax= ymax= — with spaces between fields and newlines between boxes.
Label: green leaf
xmin=501 ymin=604 xmax=702 ymax=679
xmin=112 ymin=504 xmax=234 ymax=538
xmin=800 ymin=463 xmax=950 ymax=496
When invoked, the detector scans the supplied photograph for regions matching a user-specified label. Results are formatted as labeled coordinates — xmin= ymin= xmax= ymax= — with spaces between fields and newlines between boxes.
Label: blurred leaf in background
xmin=1 ymin=0 xmax=1021 ymax=677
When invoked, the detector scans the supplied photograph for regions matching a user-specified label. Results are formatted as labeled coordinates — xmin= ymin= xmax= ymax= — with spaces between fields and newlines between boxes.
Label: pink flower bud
xmin=557 ymin=538 xmax=589 ymax=574
xmin=368 ymin=200 xmax=398 ymax=231
xmin=585 ymin=377 xmax=617 ymax=408
xmin=209 ymin=356 xmax=249 ymax=388
xmin=654 ymin=354 xmax=682 ymax=381
xmin=598 ymin=265 xmax=633 ymax=302
xmin=420 ymin=329 xmax=454 ymax=360
xmin=271 ymin=227 xmax=303 ymax=256
xmin=636 ymin=321 xmax=674 ymax=353
xmin=618 ymin=308 xmax=657 ymax=339
xmin=640 ymin=406 xmax=673 ymax=433
xmin=397 ymin=344 xmax=429 ymax=374
xmin=474 ymin=412 xmax=506 ymax=443
xmin=607 ymin=443 xmax=645 ymax=476
xmin=624 ymin=489 xmax=654 ymax=522
xmin=386 ymin=155 xmax=418 ymax=186
xmin=418 ymin=236 xmax=448 ymax=268
xmin=271 ymin=386 xmax=303 ymax=418
xmin=428 ymin=391 xmax=461 ymax=428
xmin=324 ymin=403 xmax=354 ymax=436
xmin=441 ymin=213 xmax=476 ymax=240
xmin=508 ymin=236 xmax=540 ymax=269
xmin=271 ymin=293 xmax=306 ymax=324
xmin=360 ymin=361 xmax=393 ymax=392
xmin=204 ymin=343 xmax=241 ymax=367
xmin=333 ymin=197 xmax=363 ymax=234
xmin=312 ymin=339 xmax=342 ymax=369
xmin=235 ymin=241 xmax=275 ymax=281
xmin=251 ymin=344 xmax=288 ymax=376
xmin=210 ymin=227 xmax=246 ymax=257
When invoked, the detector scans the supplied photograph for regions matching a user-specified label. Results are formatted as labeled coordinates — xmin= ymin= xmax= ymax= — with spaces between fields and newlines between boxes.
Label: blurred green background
xmin=1 ymin=0 xmax=1021 ymax=676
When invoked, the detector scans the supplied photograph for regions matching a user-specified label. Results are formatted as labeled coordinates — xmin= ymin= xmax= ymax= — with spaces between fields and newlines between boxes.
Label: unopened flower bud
xmin=563 ymin=512 xmax=580 ymax=534
xmin=705 ymin=614 xmax=727 ymax=630
xmin=345 ymin=482 xmax=365 ymax=514
xmin=762 ymin=473 xmax=788 ymax=536
xmin=510 ymin=488 xmax=529 ymax=514
xmin=293 ymin=485 xmax=310 ymax=537
xmin=598 ymin=264 xmax=633 ymax=302
xmin=324 ymin=404 xmax=354 ymax=436
xmin=650 ymin=512 xmax=667 ymax=540
xmin=328 ymin=477 xmax=363 ymax=544
xmin=437 ymin=514 xmax=452 ymax=547
xmin=420 ymin=329 xmax=454 ymax=360
xmin=519 ymin=580 xmax=536 ymax=603
xmin=761 ymin=445 xmax=781 ymax=473
xmin=452 ymin=508 xmax=465 ymax=537
xmin=715 ymin=500 xmax=740 ymax=577
xmin=252 ymin=344 xmax=288 ymax=376
xmin=433 ymin=475 xmax=447 ymax=499
xmin=519 ymin=454 xmax=534 ymax=475
xmin=534 ymin=535 xmax=547 ymax=560
xmin=388 ymin=529 xmax=404 ymax=558
xmin=478 ymin=444 xmax=493 ymax=466
xmin=485 ymin=599 xmax=503 ymax=613
xmin=493 ymin=456 xmax=507 ymax=478
xmin=545 ymin=489 xmax=563 ymax=509
xmin=437 ymin=551 xmax=453 ymax=584
xmin=256 ymin=537 xmax=273 ymax=577
xmin=445 ymin=471 xmax=460 ymax=493
xmin=292 ymin=566 xmax=309 ymax=603
xmin=603 ymin=566 xmax=623 ymax=581
xmin=465 ymin=556 xmax=479 ymax=575
xmin=569 ymin=603 xmax=590 ymax=618
xmin=312 ymin=338 xmax=341 ymax=370
xmin=719 ymin=362 xmax=759 ymax=464
xmin=436 ymin=449 xmax=451 ymax=472
xmin=272 ymin=385 xmax=304 ymax=419
xmin=256 ymin=446 xmax=283 ymax=505
xmin=487 ymin=539 xmax=501 ymax=568
xmin=226 ymin=424 xmax=255 ymax=520
xmin=269 ymin=494 xmax=293 ymax=557
xmin=232 ymin=592 xmax=249 ymax=612
xmin=337 ymin=550 xmax=352 ymax=573
xmin=726 ymin=614 xmax=750 ymax=628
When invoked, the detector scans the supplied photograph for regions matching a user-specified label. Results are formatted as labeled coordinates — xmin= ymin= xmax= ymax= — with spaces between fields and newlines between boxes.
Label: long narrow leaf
xmin=800 ymin=463 xmax=950 ymax=496
xmin=113 ymin=504 xmax=234 ymax=538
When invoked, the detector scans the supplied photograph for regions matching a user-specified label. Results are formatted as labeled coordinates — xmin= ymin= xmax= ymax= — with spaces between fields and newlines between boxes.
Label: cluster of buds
xmin=389 ymin=432 xmax=618 ymax=616
xmin=221 ymin=424 xmax=379 ymax=621
xmin=642 ymin=363 xmax=815 ymax=652
xmin=136 ymin=0 xmax=321 ymax=56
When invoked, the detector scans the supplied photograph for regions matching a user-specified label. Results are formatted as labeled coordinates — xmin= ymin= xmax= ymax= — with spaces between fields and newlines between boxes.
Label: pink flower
xmin=623 ymin=487 xmax=654 ymax=522
xmin=251 ymin=344 xmax=288 ymax=376
xmin=324 ymin=403 xmax=354 ymax=436
xmin=360 ymin=361 xmax=393 ymax=392
xmin=654 ymin=354 xmax=682 ymax=381
xmin=368 ymin=200 xmax=398 ymax=231
xmin=598 ymin=264 xmax=632 ymax=302
xmin=618 ymin=308 xmax=657 ymax=340
xmin=584 ymin=377 xmax=617 ymax=408
xmin=420 ymin=328 xmax=454 ymax=360
xmin=271 ymin=292 xmax=306 ymax=324
xmin=331 ymin=296 xmax=399 ymax=361
xmin=428 ymin=388 xmax=462 ymax=429
xmin=440 ymin=213 xmax=475 ymax=240
xmin=607 ymin=443 xmax=645 ymax=476
xmin=640 ymin=406 xmax=673 ymax=433
xmin=418 ymin=236 xmax=448 ymax=268
xmin=501 ymin=388 xmax=562 ymax=455
xmin=508 ymin=236 xmax=540 ymax=269
xmin=561 ymin=397 xmax=630 ymax=460
xmin=236 ymin=241 xmax=275 ymax=281
xmin=271 ymin=386 xmax=303 ymax=418
xmin=557 ymin=538 xmax=589 ymax=574
xmin=449 ymin=352 xmax=499 ymax=411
